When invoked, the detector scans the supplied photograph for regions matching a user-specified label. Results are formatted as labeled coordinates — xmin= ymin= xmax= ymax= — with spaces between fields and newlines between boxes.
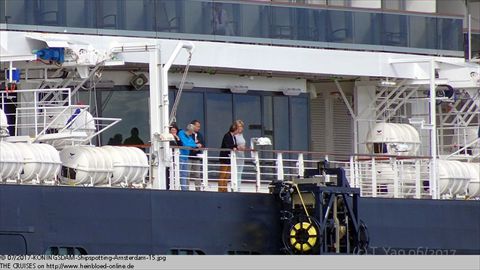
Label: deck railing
xmin=0 ymin=88 xmax=120 ymax=145
xmin=168 ymin=146 xmax=436 ymax=199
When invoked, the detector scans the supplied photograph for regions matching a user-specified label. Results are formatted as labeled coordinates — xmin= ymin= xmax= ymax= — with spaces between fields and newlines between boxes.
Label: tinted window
xmin=273 ymin=96 xmax=290 ymax=151
xmin=205 ymin=92 xmax=233 ymax=149
xmin=98 ymin=89 xmax=150 ymax=146
xmin=173 ymin=91 xmax=205 ymax=138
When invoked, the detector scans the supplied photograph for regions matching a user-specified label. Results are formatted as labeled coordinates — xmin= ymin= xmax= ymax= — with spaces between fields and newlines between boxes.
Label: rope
xmin=169 ymin=52 xmax=193 ymax=125
xmin=293 ymin=183 xmax=312 ymax=223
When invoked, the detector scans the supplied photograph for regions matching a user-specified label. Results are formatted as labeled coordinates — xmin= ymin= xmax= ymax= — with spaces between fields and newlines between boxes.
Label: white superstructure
xmin=0 ymin=3 xmax=479 ymax=199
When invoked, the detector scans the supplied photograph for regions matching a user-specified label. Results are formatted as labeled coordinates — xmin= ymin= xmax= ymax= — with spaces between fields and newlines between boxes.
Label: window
xmin=61 ymin=166 xmax=76 ymax=180
xmin=45 ymin=247 xmax=87 ymax=255
xmin=168 ymin=249 xmax=205 ymax=255
xmin=373 ymin=143 xmax=388 ymax=154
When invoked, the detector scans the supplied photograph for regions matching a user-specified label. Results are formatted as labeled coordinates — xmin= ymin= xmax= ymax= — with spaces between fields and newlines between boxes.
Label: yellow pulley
xmin=289 ymin=221 xmax=318 ymax=252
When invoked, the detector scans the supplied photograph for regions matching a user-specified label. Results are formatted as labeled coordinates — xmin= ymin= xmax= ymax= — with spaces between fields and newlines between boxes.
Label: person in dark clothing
xmin=189 ymin=120 xmax=205 ymax=191
xmin=218 ymin=123 xmax=239 ymax=192
xmin=123 ymin=127 xmax=144 ymax=146
xmin=107 ymin=133 xmax=123 ymax=146
xmin=166 ymin=124 xmax=181 ymax=190
xmin=169 ymin=124 xmax=182 ymax=147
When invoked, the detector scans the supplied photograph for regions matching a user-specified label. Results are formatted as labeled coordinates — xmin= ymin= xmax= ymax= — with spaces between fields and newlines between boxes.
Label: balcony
xmin=0 ymin=0 xmax=464 ymax=56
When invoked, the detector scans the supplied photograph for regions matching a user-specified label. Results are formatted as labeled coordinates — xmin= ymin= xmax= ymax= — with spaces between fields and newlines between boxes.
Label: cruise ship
xmin=0 ymin=0 xmax=479 ymax=255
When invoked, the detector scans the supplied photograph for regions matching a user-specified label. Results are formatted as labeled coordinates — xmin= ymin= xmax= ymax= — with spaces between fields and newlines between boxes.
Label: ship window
xmin=226 ymin=250 xmax=260 ymax=255
xmin=45 ymin=247 xmax=87 ymax=255
xmin=168 ymin=249 xmax=205 ymax=255
xmin=373 ymin=143 xmax=388 ymax=153
xmin=61 ymin=166 xmax=76 ymax=179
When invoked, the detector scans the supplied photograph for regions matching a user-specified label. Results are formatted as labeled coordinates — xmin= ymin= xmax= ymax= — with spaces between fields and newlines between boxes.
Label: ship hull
xmin=0 ymin=185 xmax=478 ymax=255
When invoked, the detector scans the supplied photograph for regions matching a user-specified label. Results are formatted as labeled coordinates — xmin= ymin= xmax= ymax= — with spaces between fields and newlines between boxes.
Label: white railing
xmin=0 ymin=88 xmax=120 ymax=146
xmin=169 ymin=147 xmax=321 ymax=193
xmin=333 ymin=155 xmax=432 ymax=199
xmin=168 ymin=146 xmax=435 ymax=199
xmin=438 ymin=126 xmax=480 ymax=161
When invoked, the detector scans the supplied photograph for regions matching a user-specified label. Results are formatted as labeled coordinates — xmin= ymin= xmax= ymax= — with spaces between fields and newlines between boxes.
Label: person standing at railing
xmin=178 ymin=124 xmax=200 ymax=191
xmin=189 ymin=120 xmax=205 ymax=191
xmin=169 ymin=124 xmax=182 ymax=147
xmin=166 ymin=124 xmax=182 ymax=190
xmin=218 ymin=124 xmax=239 ymax=192
xmin=234 ymin=120 xmax=246 ymax=191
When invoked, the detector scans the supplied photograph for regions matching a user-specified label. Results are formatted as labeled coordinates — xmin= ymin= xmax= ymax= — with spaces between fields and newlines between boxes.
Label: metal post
xmin=276 ymin=152 xmax=284 ymax=181
xmin=392 ymin=157 xmax=399 ymax=198
xmin=33 ymin=92 xmax=38 ymax=136
xmin=149 ymin=43 xmax=165 ymax=189
xmin=8 ymin=61 xmax=13 ymax=84
xmin=468 ymin=14 xmax=472 ymax=61
xmin=173 ymin=148 xmax=180 ymax=190
xmin=230 ymin=151 xmax=238 ymax=192
xmin=371 ymin=157 xmax=377 ymax=197
xmin=415 ymin=159 xmax=421 ymax=199
xmin=429 ymin=60 xmax=438 ymax=199
xmin=355 ymin=157 xmax=361 ymax=194
xmin=297 ymin=153 xmax=305 ymax=178
xmin=202 ymin=149 xmax=209 ymax=191
xmin=349 ymin=155 xmax=355 ymax=187
xmin=254 ymin=151 xmax=261 ymax=192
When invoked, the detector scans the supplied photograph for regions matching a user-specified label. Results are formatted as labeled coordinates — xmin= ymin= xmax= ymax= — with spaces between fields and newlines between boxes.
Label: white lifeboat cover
xmin=0 ymin=108 xmax=9 ymax=137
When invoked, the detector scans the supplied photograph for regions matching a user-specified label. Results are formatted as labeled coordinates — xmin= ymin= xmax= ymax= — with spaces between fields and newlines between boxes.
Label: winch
xmin=270 ymin=161 xmax=369 ymax=254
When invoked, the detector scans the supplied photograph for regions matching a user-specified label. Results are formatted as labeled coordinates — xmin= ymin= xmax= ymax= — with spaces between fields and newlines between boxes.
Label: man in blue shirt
xmin=178 ymin=124 xmax=200 ymax=190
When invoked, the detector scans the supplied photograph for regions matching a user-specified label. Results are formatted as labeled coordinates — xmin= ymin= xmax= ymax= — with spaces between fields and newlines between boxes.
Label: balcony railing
xmin=0 ymin=0 xmax=464 ymax=56
xmin=168 ymin=146 xmax=440 ymax=200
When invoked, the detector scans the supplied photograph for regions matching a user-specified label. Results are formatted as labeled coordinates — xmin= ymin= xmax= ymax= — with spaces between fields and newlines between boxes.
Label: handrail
xmin=167 ymin=145 xmax=438 ymax=199
xmin=169 ymin=145 xmax=432 ymax=160
xmin=445 ymin=137 xmax=480 ymax=159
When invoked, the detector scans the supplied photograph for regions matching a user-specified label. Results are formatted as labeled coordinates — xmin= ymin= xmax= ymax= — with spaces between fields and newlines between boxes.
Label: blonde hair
xmin=234 ymin=120 xmax=244 ymax=128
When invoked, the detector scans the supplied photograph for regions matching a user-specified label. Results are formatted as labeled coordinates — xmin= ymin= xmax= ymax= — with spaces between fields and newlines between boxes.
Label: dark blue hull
xmin=0 ymin=185 xmax=478 ymax=255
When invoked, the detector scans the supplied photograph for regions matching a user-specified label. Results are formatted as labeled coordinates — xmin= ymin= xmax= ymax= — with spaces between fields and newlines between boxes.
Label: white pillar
xmin=410 ymin=96 xmax=430 ymax=156
xmin=429 ymin=60 xmax=438 ymax=199
xmin=149 ymin=43 xmax=168 ymax=190
xmin=354 ymin=81 xmax=377 ymax=154
xmin=350 ymin=0 xmax=381 ymax=9
xmin=405 ymin=0 xmax=436 ymax=13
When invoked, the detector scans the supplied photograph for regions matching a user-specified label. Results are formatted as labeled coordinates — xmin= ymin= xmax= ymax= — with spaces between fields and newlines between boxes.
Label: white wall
xmin=306 ymin=0 xmax=327 ymax=4
xmin=311 ymin=81 xmax=355 ymax=155
xmin=382 ymin=0 xmax=403 ymax=10
xmin=328 ymin=0 xmax=348 ymax=6
xmin=100 ymin=71 xmax=307 ymax=93
xmin=351 ymin=0 xmax=381 ymax=9
xmin=405 ymin=0 xmax=436 ymax=13
xmin=437 ymin=0 xmax=465 ymax=15
xmin=467 ymin=1 xmax=480 ymax=31
xmin=354 ymin=82 xmax=376 ymax=154
xmin=2 ymin=31 xmax=476 ymax=85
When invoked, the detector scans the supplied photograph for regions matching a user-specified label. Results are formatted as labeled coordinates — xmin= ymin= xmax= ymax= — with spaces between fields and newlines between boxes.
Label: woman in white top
xmin=234 ymin=120 xmax=246 ymax=191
